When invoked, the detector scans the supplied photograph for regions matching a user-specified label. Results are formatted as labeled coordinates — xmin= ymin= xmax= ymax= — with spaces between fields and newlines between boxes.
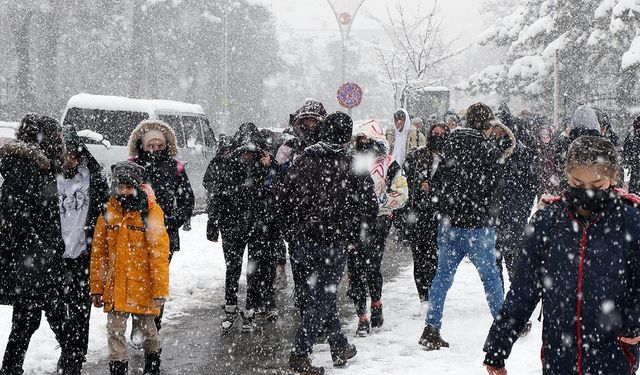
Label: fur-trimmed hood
xmin=127 ymin=120 xmax=179 ymax=157
xmin=0 ymin=141 xmax=51 ymax=172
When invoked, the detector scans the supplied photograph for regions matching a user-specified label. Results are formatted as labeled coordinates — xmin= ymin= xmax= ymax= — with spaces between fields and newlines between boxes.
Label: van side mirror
xmin=77 ymin=129 xmax=111 ymax=149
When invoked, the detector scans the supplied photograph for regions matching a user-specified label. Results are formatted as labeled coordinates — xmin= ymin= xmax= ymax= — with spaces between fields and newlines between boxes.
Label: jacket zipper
xmin=576 ymin=223 xmax=589 ymax=375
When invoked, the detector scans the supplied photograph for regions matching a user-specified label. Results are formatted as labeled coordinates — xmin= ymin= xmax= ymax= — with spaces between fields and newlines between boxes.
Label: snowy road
xmin=0 ymin=215 xmax=603 ymax=374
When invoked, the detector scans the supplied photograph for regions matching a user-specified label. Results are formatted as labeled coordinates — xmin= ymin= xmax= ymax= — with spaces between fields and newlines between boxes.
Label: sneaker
xmin=519 ymin=321 xmax=532 ymax=337
xmin=370 ymin=303 xmax=384 ymax=328
xmin=221 ymin=305 xmax=238 ymax=332
xmin=241 ymin=310 xmax=257 ymax=332
xmin=355 ymin=318 xmax=370 ymax=337
xmin=418 ymin=326 xmax=449 ymax=351
xmin=288 ymin=353 xmax=325 ymax=375
xmin=331 ymin=343 xmax=357 ymax=367
xmin=265 ymin=308 xmax=279 ymax=322
xmin=274 ymin=265 xmax=288 ymax=291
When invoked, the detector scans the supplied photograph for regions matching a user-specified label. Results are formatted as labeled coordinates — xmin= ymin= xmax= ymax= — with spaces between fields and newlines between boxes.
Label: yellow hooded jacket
xmin=90 ymin=184 xmax=170 ymax=315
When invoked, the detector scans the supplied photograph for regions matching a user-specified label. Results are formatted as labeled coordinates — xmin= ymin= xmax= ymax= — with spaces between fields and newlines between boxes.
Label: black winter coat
xmin=403 ymin=147 xmax=443 ymax=236
xmin=436 ymin=128 xmax=504 ymax=228
xmin=133 ymin=153 xmax=195 ymax=255
xmin=623 ymin=133 xmax=640 ymax=194
xmin=83 ymin=153 xmax=109 ymax=251
xmin=0 ymin=142 xmax=65 ymax=307
xmin=279 ymin=142 xmax=378 ymax=246
xmin=484 ymin=193 xmax=640 ymax=374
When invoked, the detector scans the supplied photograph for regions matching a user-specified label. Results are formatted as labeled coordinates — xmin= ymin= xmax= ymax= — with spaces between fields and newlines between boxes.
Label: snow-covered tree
xmin=464 ymin=0 xmax=640 ymax=117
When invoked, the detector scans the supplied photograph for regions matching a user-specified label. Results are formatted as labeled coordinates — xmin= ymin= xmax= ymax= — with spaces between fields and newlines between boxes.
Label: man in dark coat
xmin=127 ymin=119 xmax=195 ymax=331
xmin=207 ymin=123 xmax=280 ymax=332
xmin=0 ymin=114 xmax=69 ymax=375
xmin=55 ymin=126 xmax=109 ymax=373
xmin=282 ymin=112 xmax=378 ymax=374
xmin=623 ymin=116 xmax=640 ymax=194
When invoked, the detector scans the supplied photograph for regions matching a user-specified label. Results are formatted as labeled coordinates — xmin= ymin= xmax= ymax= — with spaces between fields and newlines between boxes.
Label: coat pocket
xmin=126 ymin=278 xmax=152 ymax=308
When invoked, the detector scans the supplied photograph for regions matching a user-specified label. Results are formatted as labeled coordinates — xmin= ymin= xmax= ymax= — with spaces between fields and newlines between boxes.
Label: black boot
xmin=370 ymin=304 xmax=384 ymax=328
xmin=109 ymin=361 xmax=128 ymax=375
xmin=418 ymin=326 xmax=449 ymax=350
xmin=330 ymin=343 xmax=357 ymax=367
xmin=288 ymin=353 xmax=324 ymax=375
xmin=143 ymin=350 xmax=161 ymax=375
xmin=56 ymin=354 xmax=83 ymax=375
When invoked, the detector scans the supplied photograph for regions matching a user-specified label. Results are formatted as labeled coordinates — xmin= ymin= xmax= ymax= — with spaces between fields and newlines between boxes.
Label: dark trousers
xmin=348 ymin=216 xmax=391 ymax=316
xmin=495 ymin=222 xmax=526 ymax=287
xmin=222 ymin=234 xmax=277 ymax=310
xmin=275 ymin=239 xmax=287 ymax=267
xmin=60 ymin=254 xmax=92 ymax=365
xmin=410 ymin=217 xmax=439 ymax=301
xmin=1 ymin=302 xmax=66 ymax=373
xmin=290 ymin=241 xmax=308 ymax=313
xmin=292 ymin=243 xmax=349 ymax=356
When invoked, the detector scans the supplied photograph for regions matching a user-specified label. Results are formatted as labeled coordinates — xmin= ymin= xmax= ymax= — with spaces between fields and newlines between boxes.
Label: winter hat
xmin=111 ymin=161 xmax=145 ymax=187
xmin=321 ymin=112 xmax=353 ymax=145
xmin=142 ymin=129 xmax=166 ymax=148
xmin=466 ymin=102 xmax=495 ymax=130
xmin=293 ymin=99 xmax=327 ymax=125
xmin=571 ymin=105 xmax=600 ymax=132
xmin=443 ymin=110 xmax=460 ymax=125
xmin=62 ymin=125 xmax=85 ymax=154
xmin=16 ymin=113 xmax=66 ymax=172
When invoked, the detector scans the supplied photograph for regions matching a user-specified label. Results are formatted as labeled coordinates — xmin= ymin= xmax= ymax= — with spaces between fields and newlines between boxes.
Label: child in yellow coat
xmin=90 ymin=161 xmax=170 ymax=375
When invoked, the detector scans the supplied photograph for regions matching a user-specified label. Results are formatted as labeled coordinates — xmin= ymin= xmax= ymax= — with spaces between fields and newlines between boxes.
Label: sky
xmin=268 ymin=0 xmax=486 ymax=48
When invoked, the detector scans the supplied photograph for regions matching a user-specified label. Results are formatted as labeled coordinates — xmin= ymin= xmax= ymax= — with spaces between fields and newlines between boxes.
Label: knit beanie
xmin=111 ymin=161 xmax=145 ymax=187
xmin=571 ymin=105 xmax=600 ymax=132
xmin=321 ymin=112 xmax=353 ymax=145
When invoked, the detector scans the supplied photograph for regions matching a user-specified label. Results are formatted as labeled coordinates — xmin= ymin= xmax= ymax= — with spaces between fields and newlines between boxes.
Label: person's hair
xmin=394 ymin=110 xmax=406 ymax=120
xmin=565 ymin=136 xmax=620 ymax=178
xmin=429 ymin=122 xmax=449 ymax=138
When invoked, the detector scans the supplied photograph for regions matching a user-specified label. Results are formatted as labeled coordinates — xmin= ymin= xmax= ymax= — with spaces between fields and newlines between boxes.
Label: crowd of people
xmin=1 ymin=99 xmax=640 ymax=375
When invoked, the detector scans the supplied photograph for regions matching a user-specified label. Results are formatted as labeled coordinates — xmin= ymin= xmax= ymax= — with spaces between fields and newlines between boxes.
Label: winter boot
xmin=142 ymin=350 xmax=161 ymax=375
xmin=418 ymin=326 xmax=449 ymax=351
xmin=288 ymin=353 xmax=325 ymax=375
xmin=241 ymin=309 xmax=257 ymax=333
xmin=370 ymin=302 xmax=384 ymax=328
xmin=355 ymin=317 xmax=370 ymax=337
xmin=331 ymin=344 xmax=357 ymax=367
xmin=519 ymin=321 xmax=533 ymax=337
xmin=221 ymin=305 xmax=238 ymax=332
xmin=56 ymin=354 xmax=83 ymax=375
xmin=109 ymin=361 xmax=128 ymax=375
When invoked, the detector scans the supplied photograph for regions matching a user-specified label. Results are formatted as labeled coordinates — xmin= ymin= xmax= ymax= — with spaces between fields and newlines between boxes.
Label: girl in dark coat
xmin=0 ymin=114 xmax=69 ymax=374
xmin=484 ymin=136 xmax=640 ymax=375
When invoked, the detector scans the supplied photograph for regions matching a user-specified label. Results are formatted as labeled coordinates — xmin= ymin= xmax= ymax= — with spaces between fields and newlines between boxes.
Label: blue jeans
xmin=292 ymin=243 xmax=349 ymax=355
xmin=424 ymin=225 xmax=504 ymax=329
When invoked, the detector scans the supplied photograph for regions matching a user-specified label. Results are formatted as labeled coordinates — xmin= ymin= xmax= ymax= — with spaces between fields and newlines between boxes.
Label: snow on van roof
xmin=0 ymin=122 xmax=18 ymax=139
xmin=66 ymin=93 xmax=206 ymax=115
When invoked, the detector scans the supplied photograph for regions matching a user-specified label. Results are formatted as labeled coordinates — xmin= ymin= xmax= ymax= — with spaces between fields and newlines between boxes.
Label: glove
xmin=206 ymin=218 xmax=219 ymax=242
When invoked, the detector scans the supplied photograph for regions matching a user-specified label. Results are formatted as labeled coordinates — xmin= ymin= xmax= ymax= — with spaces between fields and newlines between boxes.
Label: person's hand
xmin=420 ymin=180 xmax=430 ymax=192
xmin=620 ymin=336 xmax=640 ymax=345
xmin=206 ymin=218 xmax=219 ymax=242
xmin=347 ymin=244 xmax=356 ymax=252
xmin=154 ymin=298 xmax=166 ymax=308
xmin=260 ymin=152 xmax=272 ymax=167
xmin=92 ymin=295 xmax=103 ymax=308
xmin=485 ymin=365 xmax=507 ymax=375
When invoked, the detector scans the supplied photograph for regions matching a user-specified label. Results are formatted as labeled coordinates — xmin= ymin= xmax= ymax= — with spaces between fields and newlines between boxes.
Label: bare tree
xmin=371 ymin=0 xmax=467 ymax=108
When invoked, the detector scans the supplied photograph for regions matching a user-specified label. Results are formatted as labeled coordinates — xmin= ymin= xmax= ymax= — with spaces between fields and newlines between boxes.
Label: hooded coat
xmin=128 ymin=120 xmax=195 ymax=255
xmin=279 ymin=142 xmax=378 ymax=246
xmin=484 ymin=192 xmax=640 ymax=374
xmin=0 ymin=128 xmax=66 ymax=307
xmin=89 ymin=185 xmax=170 ymax=315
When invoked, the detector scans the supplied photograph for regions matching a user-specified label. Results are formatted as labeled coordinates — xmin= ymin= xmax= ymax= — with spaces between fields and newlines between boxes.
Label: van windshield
xmin=63 ymin=107 xmax=149 ymax=146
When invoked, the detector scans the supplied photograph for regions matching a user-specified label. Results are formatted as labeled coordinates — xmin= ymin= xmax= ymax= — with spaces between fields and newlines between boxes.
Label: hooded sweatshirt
xmin=390 ymin=108 xmax=412 ymax=165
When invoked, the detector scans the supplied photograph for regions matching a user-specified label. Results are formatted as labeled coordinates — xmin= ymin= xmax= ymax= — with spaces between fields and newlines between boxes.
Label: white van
xmin=61 ymin=93 xmax=216 ymax=212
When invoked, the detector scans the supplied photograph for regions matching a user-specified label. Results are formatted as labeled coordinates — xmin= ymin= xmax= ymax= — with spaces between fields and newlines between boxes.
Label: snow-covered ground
xmin=0 ymin=214 xmax=548 ymax=374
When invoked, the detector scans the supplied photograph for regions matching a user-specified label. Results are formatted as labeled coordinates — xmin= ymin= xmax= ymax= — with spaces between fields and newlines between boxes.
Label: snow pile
xmin=0 ymin=214 xmax=225 ymax=374
xmin=622 ymin=34 xmax=640 ymax=69
xmin=313 ymin=262 xmax=543 ymax=374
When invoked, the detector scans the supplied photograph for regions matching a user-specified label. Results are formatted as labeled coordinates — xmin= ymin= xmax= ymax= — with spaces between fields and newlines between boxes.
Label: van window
xmin=157 ymin=115 xmax=186 ymax=148
xmin=181 ymin=116 xmax=205 ymax=148
xmin=63 ymin=108 xmax=149 ymax=146
xmin=201 ymin=117 xmax=216 ymax=147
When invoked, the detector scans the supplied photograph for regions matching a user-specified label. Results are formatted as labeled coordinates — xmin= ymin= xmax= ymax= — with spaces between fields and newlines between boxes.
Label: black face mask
xmin=355 ymin=142 xmax=375 ymax=153
xmin=566 ymin=187 xmax=613 ymax=213
xmin=141 ymin=150 xmax=170 ymax=164
xmin=429 ymin=136 xmax=445 ymax=152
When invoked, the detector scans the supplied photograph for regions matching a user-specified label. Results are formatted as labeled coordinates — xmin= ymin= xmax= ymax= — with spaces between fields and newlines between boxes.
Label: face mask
xmin=429 ymin=136 xmax=445 ymax=152
xmin=566 ymin=187 xmax=612 ymax=212
xmin=141 ymin=150 xmax=170 ymax=164
xmin=115 ymin=192 xmax=144 ymax=212
xmin=356 ymin=142 xmax=375 ymax=153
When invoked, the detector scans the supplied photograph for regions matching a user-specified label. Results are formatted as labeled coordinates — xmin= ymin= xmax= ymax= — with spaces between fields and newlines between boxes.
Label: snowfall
xmin=1 ymin=214 xmax=556 ymax=374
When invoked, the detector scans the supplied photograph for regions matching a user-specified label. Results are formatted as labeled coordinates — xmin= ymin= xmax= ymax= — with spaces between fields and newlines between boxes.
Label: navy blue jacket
xmin=484 ymin=192 xmax=640 ymax=375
